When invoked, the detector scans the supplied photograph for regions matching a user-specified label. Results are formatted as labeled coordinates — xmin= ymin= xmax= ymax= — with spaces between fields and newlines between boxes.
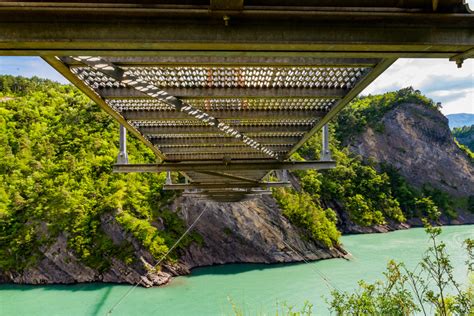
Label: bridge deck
xmin=43 ymin=55 xmax=392 ymax=200
xmin=3 ymin=0 xmax=472 ymax=201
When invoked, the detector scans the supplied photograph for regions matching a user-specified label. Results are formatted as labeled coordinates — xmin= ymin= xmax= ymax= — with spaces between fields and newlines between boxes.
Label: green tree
xmin=329 ymin=225 xmax=474 ymax=315
xmin=0 ymin=76 xmax=192 ymax=272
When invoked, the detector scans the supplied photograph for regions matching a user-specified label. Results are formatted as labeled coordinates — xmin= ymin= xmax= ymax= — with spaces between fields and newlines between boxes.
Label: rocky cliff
xmin=176 ymin=195 xmax=345 ymax=268
xmin=0 ymin=196 xmax=346 ymax=286
xmin=0 ymin=214 xmax=187 ymax=287
xmin=348 ymin=103 xmax=474 ymax=197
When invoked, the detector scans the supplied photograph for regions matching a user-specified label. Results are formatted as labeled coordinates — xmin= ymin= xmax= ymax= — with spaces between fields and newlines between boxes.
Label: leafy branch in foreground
xmin=328 ymin=224 xmax=473 ymax=315
xmin=228 ymin=296 xmax=313 ymax=316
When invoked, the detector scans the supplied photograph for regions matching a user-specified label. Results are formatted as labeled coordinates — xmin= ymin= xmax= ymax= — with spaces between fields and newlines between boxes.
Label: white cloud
xmin=362 ymin=59 xmax=474 ymax=115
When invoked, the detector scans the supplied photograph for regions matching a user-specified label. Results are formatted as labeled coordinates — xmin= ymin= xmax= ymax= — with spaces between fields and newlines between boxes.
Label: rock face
xmin=0 ymin=214 xmax=184 ymax=287
xmin=0 ymin=196 xmax=345 ymax=286
xmin=348 ymin=103 xmax=474 ymax=197
xmin=174 ymin=195 xmax=345 ymax=268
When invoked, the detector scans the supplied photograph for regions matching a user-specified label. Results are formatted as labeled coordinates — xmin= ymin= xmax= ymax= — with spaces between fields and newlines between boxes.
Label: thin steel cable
xmin=106 ymin=207 xmax=208 ymax=315
xmin=279 ymin=237 xmax=340 ymax=292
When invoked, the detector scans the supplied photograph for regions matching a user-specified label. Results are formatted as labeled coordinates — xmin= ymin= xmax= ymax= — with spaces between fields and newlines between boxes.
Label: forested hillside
xmin=453 ymin=125 xmax=474 ymax=152
xmin=1 ymin=76 xmax=472 ymax=284
xmin=277 ymin=88 xmax=473 ymax=237
xmin=0 ymin=76 xmax=197 ymax=275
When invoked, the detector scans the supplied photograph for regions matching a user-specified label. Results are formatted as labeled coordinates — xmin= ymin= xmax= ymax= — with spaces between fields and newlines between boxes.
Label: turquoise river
xmin=1 ymin=225 xmax=473 ymax=315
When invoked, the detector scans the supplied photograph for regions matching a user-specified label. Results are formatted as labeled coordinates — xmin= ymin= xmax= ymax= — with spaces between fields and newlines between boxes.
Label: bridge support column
xmin=321 ymin=124 xmax=332 ymax=161
xmin=117 ymin=124 xmax=129 ymax=164
xmin=276 ymin=170 xmax=289 ymax=182
xmin=166 ymin=171 xmax=172 ymax=185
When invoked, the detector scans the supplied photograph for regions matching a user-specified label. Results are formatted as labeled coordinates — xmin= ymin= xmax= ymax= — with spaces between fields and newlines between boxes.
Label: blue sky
xmin=0 ymin=56 xmax=472 ymax=115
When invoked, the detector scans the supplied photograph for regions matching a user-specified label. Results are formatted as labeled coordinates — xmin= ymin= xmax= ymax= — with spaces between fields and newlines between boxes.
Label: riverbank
xmin=339 ymin=209 xmax=474 ymax=234
xmin=1 ymin=225 xmax=472 ymax=316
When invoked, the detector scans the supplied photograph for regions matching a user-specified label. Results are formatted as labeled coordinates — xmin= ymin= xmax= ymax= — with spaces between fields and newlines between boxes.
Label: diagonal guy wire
xmin=69 ymin=56 xmax=279 ymax=159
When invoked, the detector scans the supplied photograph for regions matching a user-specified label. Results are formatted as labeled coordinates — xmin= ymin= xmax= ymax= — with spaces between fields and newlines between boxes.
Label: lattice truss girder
xmin=55 ymin=55 xmax=384 ymax=200
xmin=73 ymin=66 xmax=367 ymax=89
xmin=62 ymin=57 xmax=376 ymax=158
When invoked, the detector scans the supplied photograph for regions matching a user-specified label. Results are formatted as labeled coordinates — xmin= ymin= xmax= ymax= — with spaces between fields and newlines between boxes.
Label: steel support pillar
xmin=276 ymin=170 xmax=289 ymax=182
xmin=321 ymin=124 xmax=332 ymax=161
xmin=166 ymin=171 xmax=172 ymax=185
xmin=116 ymin=124 xmax=129 ymax=164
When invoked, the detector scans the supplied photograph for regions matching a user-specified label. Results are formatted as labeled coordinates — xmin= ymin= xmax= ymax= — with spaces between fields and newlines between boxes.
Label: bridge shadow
xmin=90 ymin=285 xmax=113 ymax=316
xmin=188 ymin=262 xmax=307 ymax=277
xmin=0 ymin=282 xmax=120 ymax=316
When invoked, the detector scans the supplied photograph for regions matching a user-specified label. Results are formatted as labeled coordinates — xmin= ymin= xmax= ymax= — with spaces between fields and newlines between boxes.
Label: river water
xmin=1 ymin=225 xmax=472 ymax=316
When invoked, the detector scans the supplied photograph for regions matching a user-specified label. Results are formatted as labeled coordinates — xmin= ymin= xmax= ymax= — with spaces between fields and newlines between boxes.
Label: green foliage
xmin=329 ymin=225 xmax=474 ymax=315
xmin=0 ymin=75 xmax=58 ymax=97
xmin=273 ymin=188 xmax=340 ymax=248
xmin=0 ymin=76 xmax=180 ymax=271
xmin=116 ymin=212 xmax=168 ymax=259
xmin=422 ymin=186 xmax=457 ymax=219
xmin=468 ymin=196 xmax=474 ymax=214
xmin=382 ymin=165 xmax=457 ymax=220
xmin=295 ymin=129 xmax=405 ymax=226
xmin=335 ymin=87 xmax=438 ymax=142
xmin=453 ymin=138 xmax=474 ymax=164
xmin=414 ymin=197 xmax=440 ymax=221
xmin=228 ymin=297 xmax=313 ymax=316
xmin=117 ymin=209 xmax=202 ymax=261
xmin=417 ymin=225 xmax=472 ymax=315
xmin=329 ymin=261 xmax=419 ymax=315
xmin=452 ymin=124 xmax=474 ymax=152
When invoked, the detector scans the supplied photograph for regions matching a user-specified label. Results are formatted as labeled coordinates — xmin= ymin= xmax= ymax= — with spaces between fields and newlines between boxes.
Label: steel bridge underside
xmin=1 ymin=1 xmax=472 ymax=201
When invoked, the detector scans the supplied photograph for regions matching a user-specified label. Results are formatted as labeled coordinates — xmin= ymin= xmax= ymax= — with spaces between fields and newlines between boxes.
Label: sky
xmin=0 ymin=56 xmax=473 ymax=115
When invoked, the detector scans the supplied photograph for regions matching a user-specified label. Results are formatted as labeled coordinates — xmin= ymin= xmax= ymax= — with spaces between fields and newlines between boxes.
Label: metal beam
xmin=121 ymin=109 xmax=326 ymax=121
xmin=210 ymin=0 xmax=243 ymax=11
xmin=1 ymin=15 xmax=472 ymax=57
xmin=61 ymin=56 xmax=380 ymax=67
xmin=41 ymin=56 xmax=167 ymax=161
xmin=164 ymin=182 xmax=291 ymax=190
xmin=98 ymin=87 xmax=347 ymax=99
xmin=139 ymin=125 xmax=311 ymax=135
xmin=183 ymin=189 xmax=271 ymax=195
xmin=117 ymin=124 xmax=129 ymax=164
xmin=163 ymin=152 xmax=287 ymax=160
xmin=158 ymin=145 xmax=291 ymax=154
xmin=1 ymin=49 xmax=462 ymax=59
xmin=0 ymin=1 xmax=469 ymax=13
xmin=113 ymin=160 xmax=336 ymax=172
xmin=151 ymin=136 xmax=301 ymax=146
xmin=71 ymin=56 xmax=279 ymax=159
xmin=449 ymin=47 xmax=474 ymax=67
xmin=194 ymin=171 xmax=258 ymax=183
xmin=320 ymin=124 xmax=332 ymax=161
